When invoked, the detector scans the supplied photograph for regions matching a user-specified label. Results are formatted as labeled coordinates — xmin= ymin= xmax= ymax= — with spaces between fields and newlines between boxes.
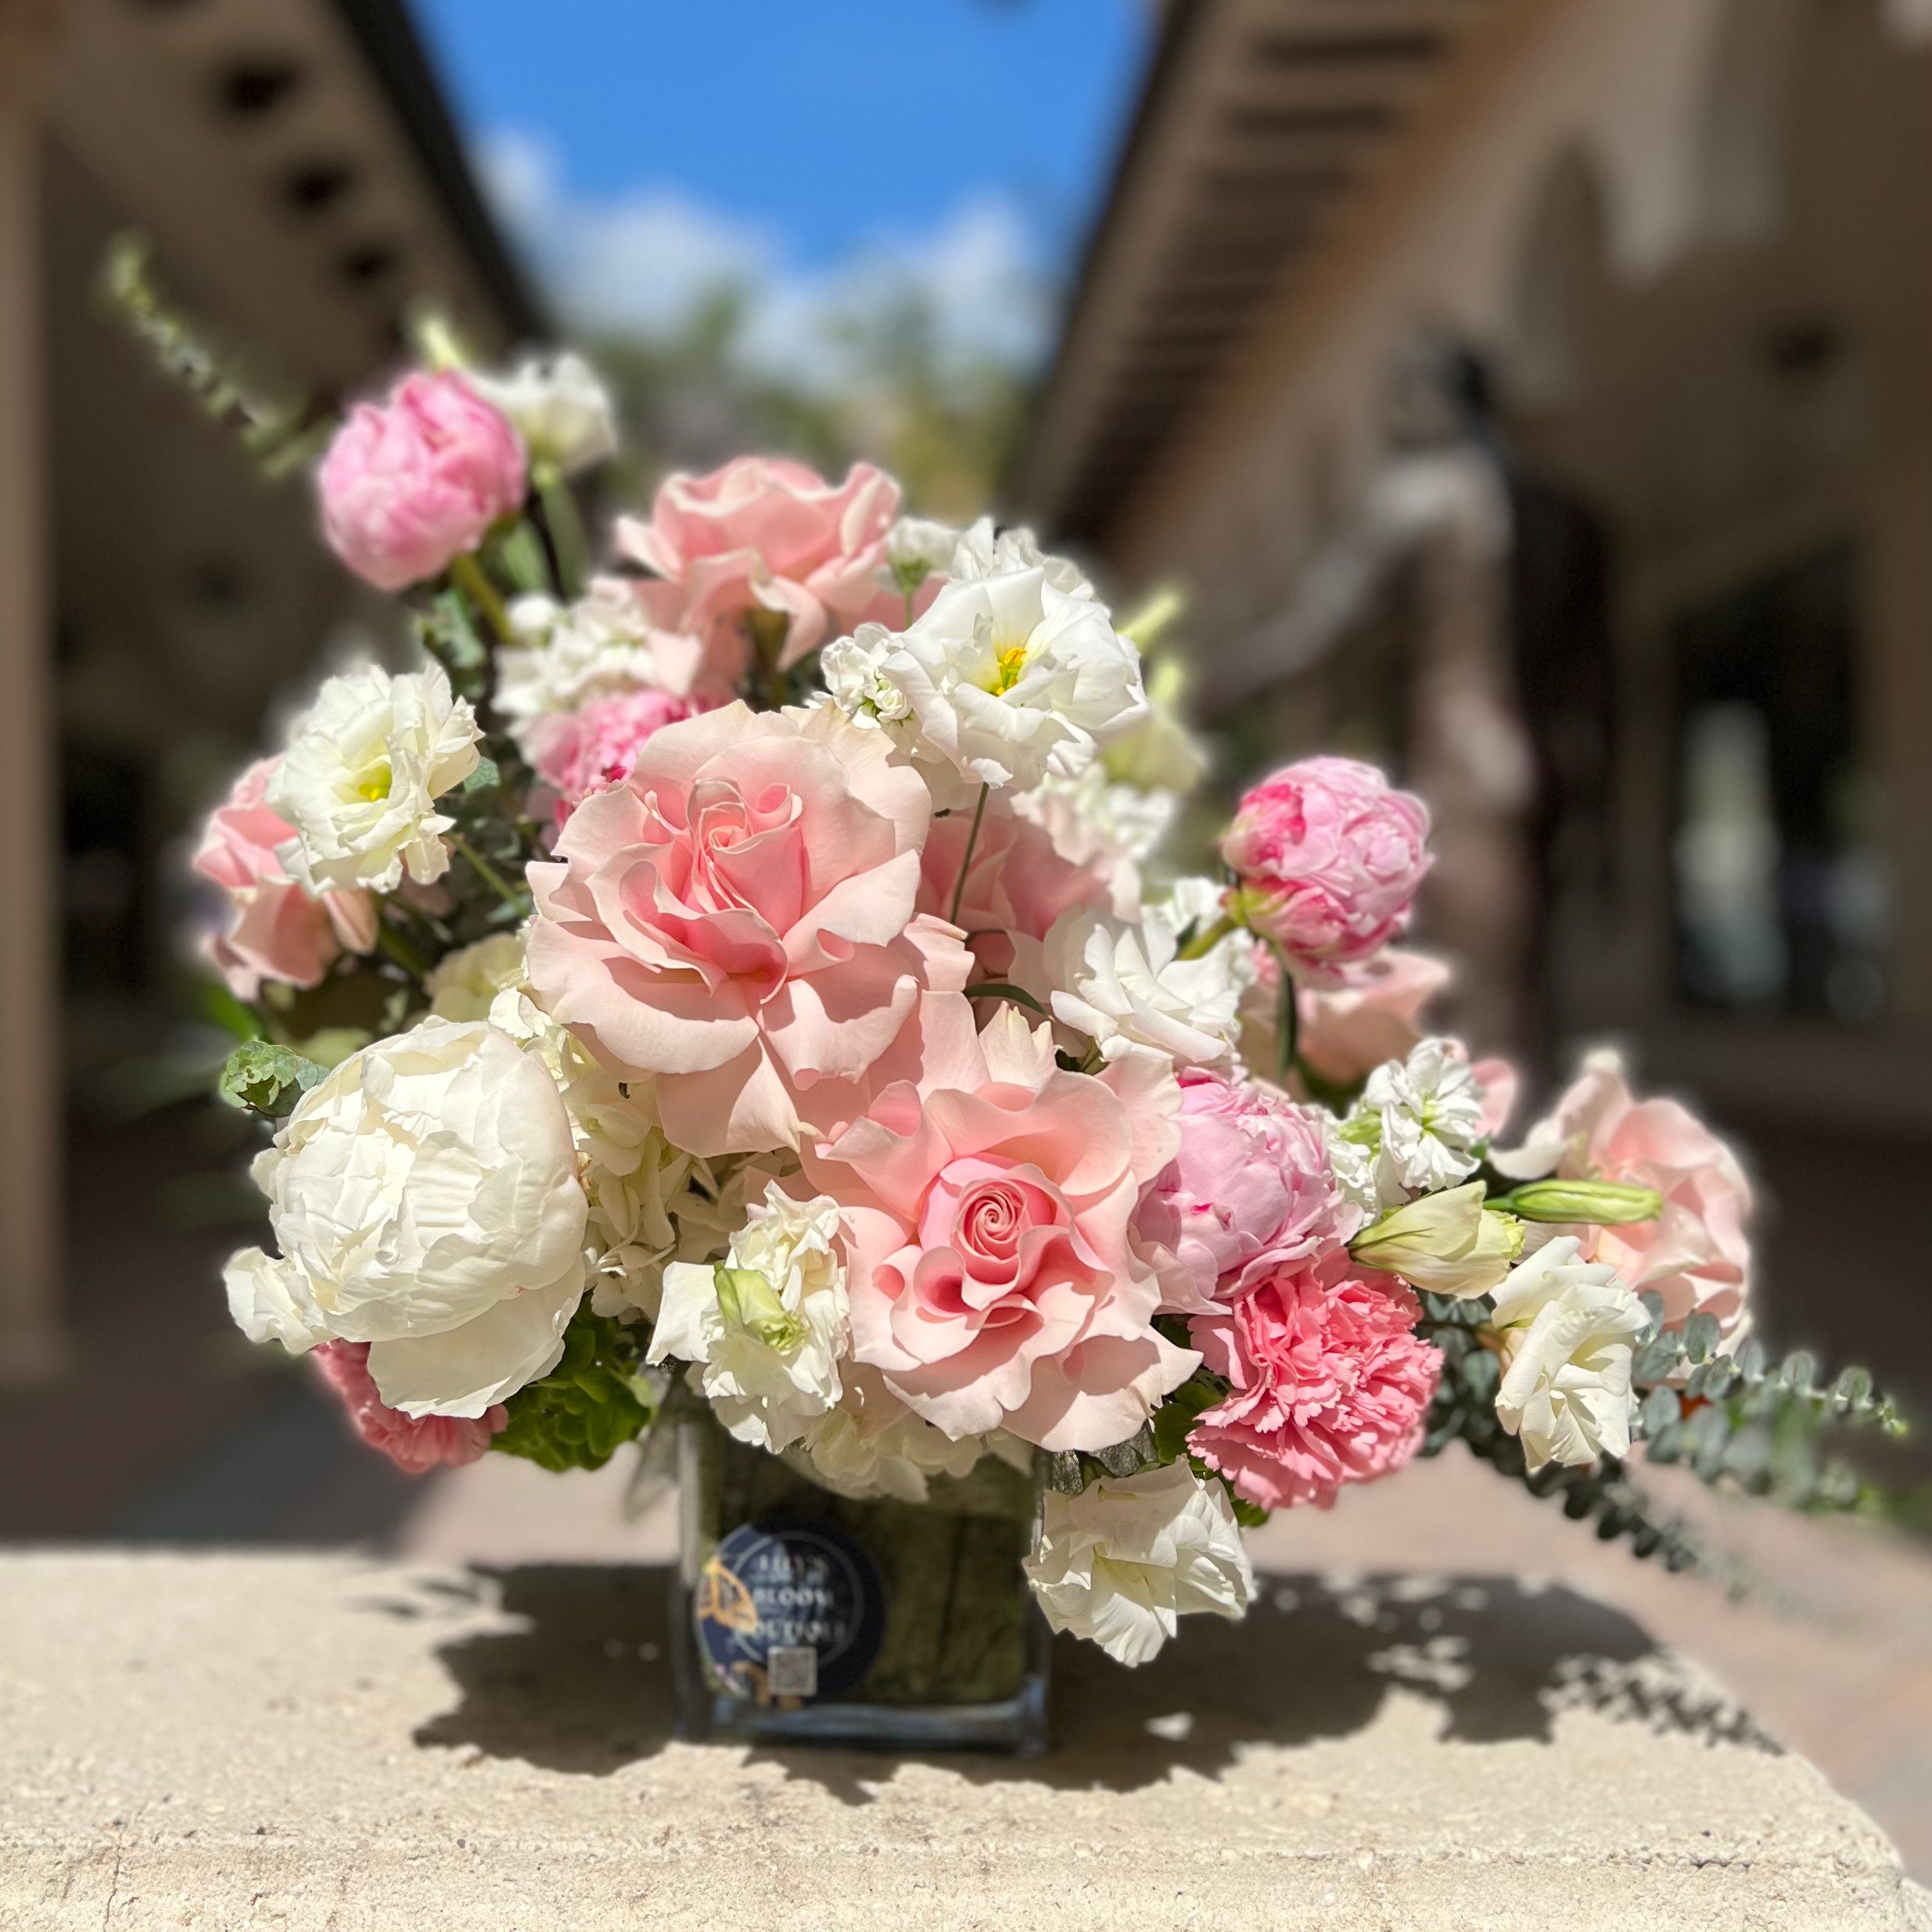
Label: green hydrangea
xmin=491 ymin=1309 xmax=659 ymax=1473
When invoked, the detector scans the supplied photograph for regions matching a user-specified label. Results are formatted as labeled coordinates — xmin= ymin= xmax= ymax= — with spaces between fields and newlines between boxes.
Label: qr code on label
xmin=767 ymin=1646 xmax=818 ymax=1699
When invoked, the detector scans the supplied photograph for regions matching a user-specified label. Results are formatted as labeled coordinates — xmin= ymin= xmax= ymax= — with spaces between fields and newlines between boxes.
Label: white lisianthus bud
xmin=648 ymin=1183 xmax=850 ymax=1452
xmin=1100 ymin=653 xmax=1209 ymax=795
xmin=1045 ymin=902 xmax=1245 ymax=1073
xmin=425 ymin=932 xmax=527 ymax=1022
xmin=467 ymin=350 xmax=618 ymax=475
xmin=270 ymin=662 xmax=481 ymax=893
xmin=881 ymin=515 xmax=961 ymax=595
xmin=1349 ymin=1181 xmax=1523 ymax=1298
xmin=1490 ymin=1237 xmax=1647 ymax=1470
xmin=222 ymin=1018 xmax=588 ymax=1417
xmin=1024 ymin=1463 xmax=1255 ymax=1668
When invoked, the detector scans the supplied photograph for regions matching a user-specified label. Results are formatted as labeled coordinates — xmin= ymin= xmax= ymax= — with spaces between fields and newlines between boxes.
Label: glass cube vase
xmin=670 ymin=1411 xmax=1050 ymax=1754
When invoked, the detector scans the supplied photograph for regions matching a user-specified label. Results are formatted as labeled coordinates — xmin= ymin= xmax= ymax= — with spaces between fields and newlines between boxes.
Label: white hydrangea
xmin=467 ymin=350 xmax=617 ymax=475
xmin=1351 ymin=1037 xmax=1488 ymax=1205
xmin=795 ymin=1366 xmax=997 ymax=1503
xmin=425 ymin=932 xmax=528 ymax=1022
xmin=1024 ymin=1463 xmax=1255 ymax=1667
xmin=648 ymin=1183 xmax=851 ymax=1453
xmin=1491 ymin=1237 xmax=1647 ymax=1471
xmin=269 ymin=663 xmax=480 ymax=893
xmin=222 ymin=1019 xmax=587 ymax=1417
xmin=822 ymin=568 xmax=1147 ymax=791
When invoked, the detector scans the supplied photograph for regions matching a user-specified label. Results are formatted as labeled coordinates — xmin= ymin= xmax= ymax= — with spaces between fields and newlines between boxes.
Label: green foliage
xmin=217 ymin=1041 xmax=324 ymax=1120
xmin=492 ymin=1309 xmax=659 ymax=1473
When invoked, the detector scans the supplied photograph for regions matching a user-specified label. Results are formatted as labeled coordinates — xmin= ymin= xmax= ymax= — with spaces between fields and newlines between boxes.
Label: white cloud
xmin=475 ymin=129 xmax=1052 ymax=390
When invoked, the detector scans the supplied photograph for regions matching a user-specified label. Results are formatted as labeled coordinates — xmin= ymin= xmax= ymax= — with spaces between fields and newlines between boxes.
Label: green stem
xmin=1174 ymin=912 xmax=1237 ymax=961
xmin=449 ymin=833 xmax=527 ymax=910
xmin=449 ymin=552 xmax=514 ymax=647
xmin=1274 ymin=946 xmax=1301 ymax=1083
xmin=946 ymin=782 xmax=992 ymax=927
xmin=534 ymin=465 xmax=588 ymax=600
xmin=903 ymin=588 xmax=916 ymax=627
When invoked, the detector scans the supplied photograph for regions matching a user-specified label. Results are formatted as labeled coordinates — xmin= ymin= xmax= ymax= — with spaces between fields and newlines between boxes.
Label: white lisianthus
xmin=1490 ymin=1237 xmax=1647 ymax=1470
xmin=1025 ymin=1463 xmax=1255 ymax=1668
xmin=425 ymin=932 xmax=528 ymax=1022
xmin=648 ymin=1183 xmax=850 ymax=1452
xmin=1350 ymin=1037 xmax=1488 ymax=1205
xmin=221 ymin=1019 xmax=588 ymax=1417
xmin=824 ymin=568 xmax=1147 ymax=790
xmin=796 ymin=1365 xmax=994 ymax=1503
xmin=1045 ymin=897 xmax=1247 ymax=1073
xmin=467 ymin=350 xmax=618 ymax=475
xmin=494 ymin=584 xmax=703 ymax=752
xmin=950 ymin=515 xmax=1093 ymax=598
xmin=269 ymin=663 xmax=481 ymax=893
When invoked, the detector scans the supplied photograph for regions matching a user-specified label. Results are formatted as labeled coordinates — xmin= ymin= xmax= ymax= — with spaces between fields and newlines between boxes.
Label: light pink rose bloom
xmin=1220 ymin=756 xmax=1431 ymax=983
xmin=1135 ymin=1069 xmax=1362 ymax=1314
xmin=1295 ymin=948 xmax=1452 ymax=1086
xmin=318 ymin=372 xmax=527 ymax=591
xmin=311 ymin=1340 xmax=506 ymax=1474
xmin=805 ymin=1006 xmax=1194 ymax=1453
xmin=525 ymin=702 xmax=973 ymax=1157
xmin=1494 ymin=1049 xmax=1752 ymax=1338
xmin=1187 ymin=1252 xmax=1439 ymax=1511
xmin=618 ymin=456 xmax=901 ymax=677
xmin=523 ymin=688 xmax=709 ymax=825
xmin=192 ymin=758 xmax=377 ymax=1000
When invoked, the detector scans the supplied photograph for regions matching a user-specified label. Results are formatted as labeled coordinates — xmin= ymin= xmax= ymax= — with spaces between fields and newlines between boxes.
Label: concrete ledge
xmin=2 ymin=1550 xmax=1925 ymax=1930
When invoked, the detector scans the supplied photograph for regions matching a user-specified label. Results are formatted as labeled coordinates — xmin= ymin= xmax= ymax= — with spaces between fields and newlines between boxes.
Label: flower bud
xmin=1348 ymin=1180 xmax=1523 ymax=1298
xmin=1499 ymin=1179 xmax=1663 ymax=1225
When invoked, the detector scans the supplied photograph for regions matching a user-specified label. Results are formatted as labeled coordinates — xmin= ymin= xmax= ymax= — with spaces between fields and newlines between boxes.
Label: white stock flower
xmin=425 ymin=932 xmax=528 ymax=1022
xmin=1027 ymin=763 xmax=1179 ymax=867
xmin=950 ymin=515 xmax=1093 ymax=598
xmin=467 ymin=350 xmax=618 ymax=475
xmin=648 ymin=1183 xmax=850 ymax=1452
xmin=796 ymin=1366 xmax=993 ymax=1503
xmin=819 ymin=627 xmax=911 ymax=726
xmin=1322 ymin=1115 xmax=1381 ymax=1218
xmin=824 ymin=569 xmax=1147 ymax=791
xmin=269 ymin=663 xmax=481 ymax=893
xmin=1025 ymin=1463 xmax=1255 ymax=1667
xmin=222 ymin=1019 xmax=587 ymax=1417
xmin=1491 ymin=1237 xmax=1647 ymax=1470
xmin=1353 ymin=1037 xmax=1487 ymax=1205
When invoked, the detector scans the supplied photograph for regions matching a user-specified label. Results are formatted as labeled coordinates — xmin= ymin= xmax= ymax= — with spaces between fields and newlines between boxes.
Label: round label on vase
xmin=695 ymin=1519 xmax=886 ymax=1704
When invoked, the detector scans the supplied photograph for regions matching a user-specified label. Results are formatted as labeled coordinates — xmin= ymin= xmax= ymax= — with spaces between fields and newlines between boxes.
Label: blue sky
xmin=411 ymin=0 xmax=1148 ymax=378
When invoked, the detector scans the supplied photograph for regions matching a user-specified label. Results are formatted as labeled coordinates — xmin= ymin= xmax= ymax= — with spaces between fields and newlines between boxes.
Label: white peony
xmin=269 ymin=663 xmax=481 ymax=893
xmin=1025 ymin=1462 xmax=1255 ymax=1667
xmin=222 ymin=1019 xmax=588 ymax=1417
xmin=1491 ymin=1237 xmax=1647 ymax=1470
xmin=467 ymin=350 xmax=617 ymax=475
xmin=425 ymin=932 xmax=528 ymax=1022
xmin=949 ymin=515 xmax=1094 ymax=598
xmin=796 ymin=1365 xmax=996 ymax=1503
xmin=648 ymin=1183 xmax=850 ymax=1452
xmin=823 ymin=567 xmax=1147 ymax=790
xmin=1352 ymin=1037 xmax=1488 ymax=1205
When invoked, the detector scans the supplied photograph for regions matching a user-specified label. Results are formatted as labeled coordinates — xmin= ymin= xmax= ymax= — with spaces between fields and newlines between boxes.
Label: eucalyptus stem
xmin=947 ymin=782 xmax=992 ymax=927
xmin=449 ymin=552 xmax=513 ymax=646
xmin=449 ymin=833 xmax=527 ymax=910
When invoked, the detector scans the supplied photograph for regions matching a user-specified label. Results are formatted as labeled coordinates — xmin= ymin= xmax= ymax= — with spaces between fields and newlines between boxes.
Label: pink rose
xmin=524 ymin=688 xmax=709 ymax=825
xmin=318 ymin=372 xmax=527 ymax=591
xmin=1295 ymin=948 xmax=1452 ymax=1086
xmin=1495 ymin=1049 xmax=1752 ymax=1338
xmin=1220 ymin=756 xmax=1431 ymax=983
xmin=1135 ymin=1070 xmax=1362 ymax=1313
xmin=805 ymin=1007 xmax=1194 ymax=1452
xmin=311 ymin=1340 xmax=505 ymax=1474
xmin=1187 ymin=1252 xmax=1439 ymax=1511
xmin=617 ymin=456 xmax=900 ymax=676
xmin=525 ymin=702 xmax=973 ymax=1156
xmin=192 ymin=758 xmax=377 ymax=1000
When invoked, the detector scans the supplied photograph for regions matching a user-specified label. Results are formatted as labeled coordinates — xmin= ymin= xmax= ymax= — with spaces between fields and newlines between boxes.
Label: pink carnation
xmin=1496 ymin=1049 xmax=1752 ymax=1338
xmin=805 ymin=1006 xmax=1194 ymax=1453
xmin=1187 ymin=1254 xmax=1439 ymax=1511
xmin=1136 ymin=1070 xmax=1361 ymax=1313
xmin=311 ymin=1341 xmax=506 ymax=1474
xmin=191 ymin=758 xmax=377 ymax=1000
xmin=525 ymin=702 xmax=973 ymax=1157
xmin=318 ymin=372 xmax=526 ymax=591
xmin=524 ymin=688 xmax=708 ymax=824
xmin=1220 ymin=756 xmax=1431 ymax=983
xmin=618 ymin=455 xmax=900 ymax=677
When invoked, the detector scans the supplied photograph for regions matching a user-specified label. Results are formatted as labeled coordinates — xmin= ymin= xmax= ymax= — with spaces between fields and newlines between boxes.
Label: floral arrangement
xmin=185 ymin=328 xmax=1904 ymax=1673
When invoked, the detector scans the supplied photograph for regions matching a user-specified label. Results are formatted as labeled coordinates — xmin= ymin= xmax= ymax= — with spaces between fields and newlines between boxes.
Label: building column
xmin=0 ymin=0 xmax=66 ymax=1382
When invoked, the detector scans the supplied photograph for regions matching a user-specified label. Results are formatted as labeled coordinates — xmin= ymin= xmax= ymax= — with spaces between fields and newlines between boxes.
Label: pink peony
xmin=192 ymin=758 xmax=377 ymax=1000
xmin=1187 ymin=1252 xmax=1439 ymax=1511
xmin=1495 ymin=1049 xmax=1752 ymax=1338
xmin=523 ymin=688 xmax=708 ymax=824
xmin=618 ymin=455 xmax=901 ymax=676
xmin=805 ymin=1006 xmax=1194 ymax=1453
xmin=318 ymin=372 xmax=527 ymax=591
xmin=1220 ymin=756 xmax=1431 ymax=983
xmin=1136 ymin=1069 xmax=1362 ymax=1314
xmin=525 ymin=701 xmax=973 ymax=1157
xmin=311 ymin=1341 xmax=506 ymax=1474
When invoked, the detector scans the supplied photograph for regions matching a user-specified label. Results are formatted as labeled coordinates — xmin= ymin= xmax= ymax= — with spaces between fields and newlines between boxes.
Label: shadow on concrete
xmin=408 ymin=1563 xmax=1779 ymax=1800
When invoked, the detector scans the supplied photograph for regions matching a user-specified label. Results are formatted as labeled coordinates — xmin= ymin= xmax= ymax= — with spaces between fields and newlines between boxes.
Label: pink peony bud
xmin=317 ymin=371 xmax=527 ymax=591
xmin=523 ymin=688 xmax=707 ymax=824
xmin=1219 ymin=756 xmax=1431 ymax=983
xmin=311 ymin=1340 xmax=507 ymax=1474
